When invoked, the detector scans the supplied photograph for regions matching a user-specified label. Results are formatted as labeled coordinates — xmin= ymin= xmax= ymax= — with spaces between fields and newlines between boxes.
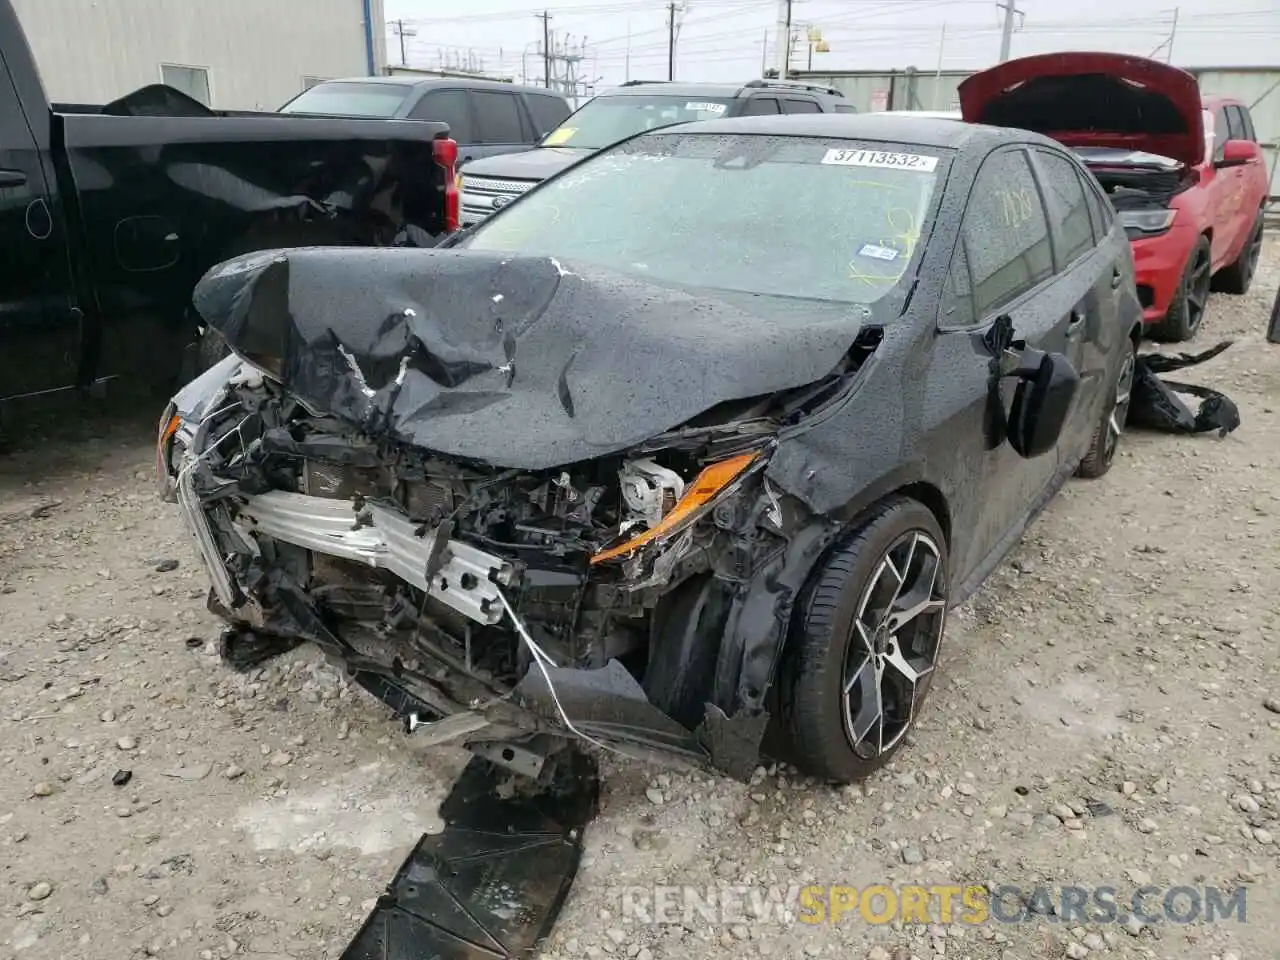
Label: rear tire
xmin=1076 ymin=335 xmax=1136 ymax=479
xmin=1212 ymin=212 xmax=1264 ymax=296
xmin=1148 ymin=236 xmax=1211 ymax=343
xmin=780 ymin=497 xmax=948 ymax=783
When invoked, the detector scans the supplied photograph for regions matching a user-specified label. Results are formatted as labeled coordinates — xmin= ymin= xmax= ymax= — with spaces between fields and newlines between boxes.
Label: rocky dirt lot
xmin=2 ymin=239 xmax=1278 ymax=960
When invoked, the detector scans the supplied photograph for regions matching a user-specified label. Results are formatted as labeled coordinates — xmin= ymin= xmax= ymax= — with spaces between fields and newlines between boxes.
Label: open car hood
xmin=191 ymin=247 xmax=866 ymax=470
xmin=958 ymin=52 xmax=1205 ymax=169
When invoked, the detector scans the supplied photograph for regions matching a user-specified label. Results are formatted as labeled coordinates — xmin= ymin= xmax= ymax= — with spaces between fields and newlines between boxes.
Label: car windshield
xmin=279 ymin=82 xmax=410 ymax=117
xmin=461 ymin=133 xmax=945 ymax=306
xmin=540 ymin=95 xmax=736 ymax=150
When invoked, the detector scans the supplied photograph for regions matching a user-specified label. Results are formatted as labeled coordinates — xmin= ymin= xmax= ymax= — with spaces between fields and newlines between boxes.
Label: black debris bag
xmin=1128 ymin=340 xmax=1240 ymax=438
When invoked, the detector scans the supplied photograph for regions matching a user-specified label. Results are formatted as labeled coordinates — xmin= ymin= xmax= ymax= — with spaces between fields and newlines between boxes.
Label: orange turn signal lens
xmin=156 ymin=410 xmax=181 ymax=484
xmin=590 ymin=451 xmax=761 ymax=565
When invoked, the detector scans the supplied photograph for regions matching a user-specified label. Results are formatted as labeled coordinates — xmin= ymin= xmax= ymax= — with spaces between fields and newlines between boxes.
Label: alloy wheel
xmin=1184 ymin=251 xmax=1212 ymax=334
xmin=841 ymin=531 xmax=947 ymax=760
xmin=1102 ymin=344 xmax=1136 ymax=463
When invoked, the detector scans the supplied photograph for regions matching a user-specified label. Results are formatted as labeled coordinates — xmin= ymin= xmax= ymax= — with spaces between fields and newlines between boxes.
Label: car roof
xmin=312 ymin=76 xmax=561 ymax=97
xmin=664 ymin=113 xmax=1007 ymax=150
xmin=598 ymin=80 xmax=843 ymax=100
xmin=1200 ymin=93 xmax=1242 ymax=108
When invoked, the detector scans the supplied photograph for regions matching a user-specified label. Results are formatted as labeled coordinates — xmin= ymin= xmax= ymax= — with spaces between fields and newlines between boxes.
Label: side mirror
xmin=1003 ymin=348 xmax=1080 ymax=459
xmin=1215 ymin=139 xmax=1260 ymax=169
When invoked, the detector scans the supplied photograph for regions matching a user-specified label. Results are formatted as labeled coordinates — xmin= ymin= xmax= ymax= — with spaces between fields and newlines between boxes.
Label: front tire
xmin=781 ymin=497 xmax=948 ymax=783
xmin=1148 ymin=236 xmax=1211 ymax=343
xmin=1076 ymin=335 xmax=1136 ymax=479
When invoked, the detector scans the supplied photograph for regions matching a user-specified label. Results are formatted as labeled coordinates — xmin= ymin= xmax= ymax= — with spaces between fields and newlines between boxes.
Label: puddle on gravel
xmin=234 ymin=759 xmax=454 ymax=856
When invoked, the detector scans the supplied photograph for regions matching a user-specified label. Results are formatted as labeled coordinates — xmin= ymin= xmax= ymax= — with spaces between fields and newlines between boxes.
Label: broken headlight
xmin=591 ymin=450 xmax=765 ymax=565
xmin=156 ymin=403 xmax=182 ymax=498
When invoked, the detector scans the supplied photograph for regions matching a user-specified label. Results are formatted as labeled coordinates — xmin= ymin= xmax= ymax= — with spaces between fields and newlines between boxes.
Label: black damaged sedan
xmin=160 ymin=114 xmax=1142 ymax=784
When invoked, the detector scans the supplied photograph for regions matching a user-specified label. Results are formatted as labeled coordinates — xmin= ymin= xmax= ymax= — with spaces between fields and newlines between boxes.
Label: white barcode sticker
xmin=685 ymin=101 xmax=727 ymax=114
xmin=858 ymin=243 xmax=901 ymax=261
xmin=822 ymin=148 xmax=938 ymax=172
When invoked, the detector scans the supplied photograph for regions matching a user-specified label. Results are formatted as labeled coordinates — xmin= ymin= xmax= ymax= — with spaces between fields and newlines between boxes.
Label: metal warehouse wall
xmin=11 ymin=0 xmax=387 ymax=110
xmin=796 ymin=66 xmax=1280 ymax=200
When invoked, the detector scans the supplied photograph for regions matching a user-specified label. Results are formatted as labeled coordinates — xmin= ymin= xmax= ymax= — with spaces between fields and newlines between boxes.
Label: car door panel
xmin=1028 ymin=148 xmax=1115 ymax=455
xmin=0 ymin=60 xmax=79 ymax=399
xmin=931 ymin=147 xmax=1069 ymax=580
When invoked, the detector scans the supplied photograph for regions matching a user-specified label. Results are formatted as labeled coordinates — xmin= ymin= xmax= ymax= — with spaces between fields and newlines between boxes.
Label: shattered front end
xmin=163 ymin=371 xmax=813 ymax=779
xmin=160 ymin=246 xmax=871 ymax=781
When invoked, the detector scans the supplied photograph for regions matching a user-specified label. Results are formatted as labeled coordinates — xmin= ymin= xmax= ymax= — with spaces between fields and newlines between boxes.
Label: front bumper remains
xmin=174 ymin=463 xmax=730 ymax=777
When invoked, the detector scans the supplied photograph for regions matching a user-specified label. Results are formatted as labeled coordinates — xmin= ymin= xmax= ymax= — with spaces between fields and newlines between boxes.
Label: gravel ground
xmin=1 ymin=238 xmax=1278 ymax=960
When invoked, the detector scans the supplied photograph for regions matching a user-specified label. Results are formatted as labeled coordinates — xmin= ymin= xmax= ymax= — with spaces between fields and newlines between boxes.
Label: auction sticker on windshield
xmin=685 ymin=102 xmax=727 ymax=114
xmin=822 ymin=149 xmax=938 ymax=172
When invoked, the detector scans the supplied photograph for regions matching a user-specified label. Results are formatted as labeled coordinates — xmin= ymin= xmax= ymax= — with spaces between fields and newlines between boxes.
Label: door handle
xmin=1110 ymin=266 xmax=1124 ymax=289
xmin=0 ymin=169 xmax=27 ymax=188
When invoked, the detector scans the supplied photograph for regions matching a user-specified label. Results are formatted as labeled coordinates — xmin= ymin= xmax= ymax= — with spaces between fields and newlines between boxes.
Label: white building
xmin=12 ymin=0 xmax=387 ymax=111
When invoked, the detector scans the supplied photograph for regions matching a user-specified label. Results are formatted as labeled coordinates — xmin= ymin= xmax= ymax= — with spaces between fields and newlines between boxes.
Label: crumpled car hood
xmin=191 ymin=247 xmax=866 ymax=470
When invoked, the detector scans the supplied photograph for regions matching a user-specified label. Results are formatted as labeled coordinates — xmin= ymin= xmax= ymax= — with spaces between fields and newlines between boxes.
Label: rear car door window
xmin=526 ymin=93 xmax=570 ymax=135
xmin=1033 ymin=150 xmax=1096 ymax=267
xmin=411 ymin=89 xmax=473 ymax=142
xmin=472 ymin=91 xmax=525 ymax=144
xmin=1225 ymin=105 xmax=1247 ymax=142
xmin=962 ymin=148 xmax=1055 ymax=318
xmin=783 ymin=98 xmax=821 ymax=114
xmin=741 ymin=97 xmax=781 ymax=115
xmin=1212 ymin=106 xmax=1230 ymax=160
xmin=1238 ymin=106 xmax=1258 ymax=142
xmin=1083 ymin=180 xmax=1113 ymax=242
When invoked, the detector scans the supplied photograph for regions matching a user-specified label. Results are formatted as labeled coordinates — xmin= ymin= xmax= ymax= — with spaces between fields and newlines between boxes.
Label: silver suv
xmin=460 ymin=78 xmax=851 ymax=225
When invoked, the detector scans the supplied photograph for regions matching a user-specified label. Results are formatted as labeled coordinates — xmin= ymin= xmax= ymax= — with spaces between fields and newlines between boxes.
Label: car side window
xmin=783 ymin=98 xmax=821 ymax=114
xmin=939 ymin=237 xmax=976 ymax=330
xmin=1225 ymin=105 xmax=1246 ymax=142
xmin=526 ymin=93 xmax=570 ymax=135
xmin=411 ymin=89 xmax=473 ymax=142
xmin=741 ymin=97 xmax=781 ymax=115
xmin=1212 ymin=106 xmax=1230 ymax=160
xmin=1033 ymin=149 xmax=1095 ymax=267
xmin=472 ymin=91 xmax=525 ymax=144
xmin=960 ymin=148 xmax=1055 ymax=320
xmin=1238 ymin=105 xmax=1258 ymax=142
xmin=1083 ymin=178 xmax=1113 ymax=243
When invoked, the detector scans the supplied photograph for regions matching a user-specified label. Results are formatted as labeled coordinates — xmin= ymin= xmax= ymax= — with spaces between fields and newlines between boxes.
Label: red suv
xmin=960 ymin=53 xmax=1269 ymax=341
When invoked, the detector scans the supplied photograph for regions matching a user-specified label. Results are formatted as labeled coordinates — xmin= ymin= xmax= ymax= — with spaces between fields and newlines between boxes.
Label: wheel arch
xmin=712 ymin=482 xmax=952 ymax=730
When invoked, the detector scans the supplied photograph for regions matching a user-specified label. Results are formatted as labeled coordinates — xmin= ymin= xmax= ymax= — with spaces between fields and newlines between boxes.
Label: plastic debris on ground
xmin=1129 ymin=340 xmax=1240 ymax=438
xmin=341 ymin=748 xmax=600 ymax=960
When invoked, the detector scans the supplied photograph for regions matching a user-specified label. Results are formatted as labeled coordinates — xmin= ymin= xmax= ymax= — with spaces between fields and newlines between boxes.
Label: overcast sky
xmin=383 ymin=0 xmax=1277 ymax=88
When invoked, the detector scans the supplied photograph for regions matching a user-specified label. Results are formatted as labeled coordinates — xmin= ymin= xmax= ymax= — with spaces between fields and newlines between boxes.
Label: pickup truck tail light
xmin=433 ymin=137 xmax=460 ymax=233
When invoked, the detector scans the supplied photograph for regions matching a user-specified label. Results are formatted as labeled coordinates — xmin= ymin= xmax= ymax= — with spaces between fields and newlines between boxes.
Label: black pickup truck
xmin=0 ymin=0 xmax=459 ymax=406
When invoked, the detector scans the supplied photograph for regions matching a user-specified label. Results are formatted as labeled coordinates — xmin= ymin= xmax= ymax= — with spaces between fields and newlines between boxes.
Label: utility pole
xmin=776 ymin=0 xmax=793 ymax=77
xmin=667 ymin=2 xmax=677 ymax=80
xmin=625 ymin=19 xmax=631 ymax=82
xmin=760 ymin=29 xmax=768 ymax=76
xmin=391 ymin=19 xmax=417 ymax=67
xmin=996 ymin=1 xmax=1022 ymax=63
xmin=537 ymin=11 xmax=552 ymax=88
